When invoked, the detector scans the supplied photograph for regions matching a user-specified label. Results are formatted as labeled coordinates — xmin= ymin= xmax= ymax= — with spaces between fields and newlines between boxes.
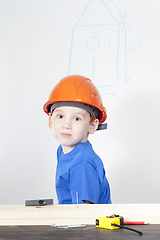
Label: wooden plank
xmin=0 ymin=204 xmax=160 ymax=225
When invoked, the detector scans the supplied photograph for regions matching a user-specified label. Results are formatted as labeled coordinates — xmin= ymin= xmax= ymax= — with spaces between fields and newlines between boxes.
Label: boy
xmin=43 ymin=75 xmax=111 ymax=204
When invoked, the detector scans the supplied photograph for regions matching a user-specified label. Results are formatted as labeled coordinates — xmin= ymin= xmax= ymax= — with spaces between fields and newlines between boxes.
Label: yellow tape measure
xmin=96 ymin=214 xmax=124 ymax=230
xmin=96 ymin=214 xmax=142 ymax=235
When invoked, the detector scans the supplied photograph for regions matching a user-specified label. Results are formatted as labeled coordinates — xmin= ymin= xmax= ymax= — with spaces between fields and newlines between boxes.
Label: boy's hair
xmin=89 ymin=113 xmax=97 ymax=123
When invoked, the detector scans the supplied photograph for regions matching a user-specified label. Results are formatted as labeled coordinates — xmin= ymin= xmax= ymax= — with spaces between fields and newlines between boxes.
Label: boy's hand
xmin=82 ymin=200 xmax=93 ymax=204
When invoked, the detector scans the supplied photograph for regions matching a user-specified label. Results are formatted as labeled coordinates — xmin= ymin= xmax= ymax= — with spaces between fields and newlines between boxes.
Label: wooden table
xmin=0 ymin=224 xmax=160 ymax=239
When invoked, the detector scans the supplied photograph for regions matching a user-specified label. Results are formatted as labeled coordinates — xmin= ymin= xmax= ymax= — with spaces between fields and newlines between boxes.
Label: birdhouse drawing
xmin=68 ymin=0 xmax=125 ymax=95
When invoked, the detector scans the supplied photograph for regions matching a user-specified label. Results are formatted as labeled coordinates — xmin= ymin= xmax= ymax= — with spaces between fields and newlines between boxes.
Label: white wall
xmin=0 ymin=0 xmax=160 ymax=204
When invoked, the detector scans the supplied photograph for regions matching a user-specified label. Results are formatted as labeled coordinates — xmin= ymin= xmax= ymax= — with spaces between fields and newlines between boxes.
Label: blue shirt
xmin=56 ymin=141 xmax=111 ymax=204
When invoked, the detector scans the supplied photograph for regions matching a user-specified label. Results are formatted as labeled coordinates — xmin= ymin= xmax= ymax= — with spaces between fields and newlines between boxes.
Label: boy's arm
xmin=70 ymin=161 xmax=100 ymax=204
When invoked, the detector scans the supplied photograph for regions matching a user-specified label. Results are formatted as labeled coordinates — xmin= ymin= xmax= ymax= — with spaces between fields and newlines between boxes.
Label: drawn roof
xmin=75 ymin=0 xmax=124 ymax=27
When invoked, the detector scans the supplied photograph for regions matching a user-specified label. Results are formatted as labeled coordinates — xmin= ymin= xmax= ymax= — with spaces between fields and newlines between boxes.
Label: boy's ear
xmin=89 ymin=119 xmax=99 ymax=134
xmin=48 ymin=113 xmax=52 ymax=129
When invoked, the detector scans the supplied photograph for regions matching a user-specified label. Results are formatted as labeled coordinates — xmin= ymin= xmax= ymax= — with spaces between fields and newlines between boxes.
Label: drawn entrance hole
xmin=86 ymin=37 xmax=100 ymax=51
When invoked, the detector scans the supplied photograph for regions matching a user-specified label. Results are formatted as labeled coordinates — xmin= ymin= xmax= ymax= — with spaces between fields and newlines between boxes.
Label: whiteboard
xmin=0 ymin=0 xmax=160 ymax=204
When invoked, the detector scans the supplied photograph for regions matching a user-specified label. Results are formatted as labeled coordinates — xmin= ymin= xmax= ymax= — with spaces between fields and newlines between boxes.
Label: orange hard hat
xmin=43 ymin=75 xmax=107 ymax=124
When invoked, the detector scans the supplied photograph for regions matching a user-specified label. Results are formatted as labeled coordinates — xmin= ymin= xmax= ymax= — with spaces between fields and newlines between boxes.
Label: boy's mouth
xmin=61 ymin=133 xmax=71 ymax=138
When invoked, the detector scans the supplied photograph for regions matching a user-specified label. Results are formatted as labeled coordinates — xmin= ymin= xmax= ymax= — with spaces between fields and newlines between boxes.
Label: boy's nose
xmin=62 ymin=119 xmax=72 ymax=129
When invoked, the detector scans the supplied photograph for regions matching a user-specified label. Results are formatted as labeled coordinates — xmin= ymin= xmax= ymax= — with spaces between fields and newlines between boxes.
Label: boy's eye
xmin=75 ymin=117 xmax=81 ymax=121
xmin=58 ymin=114 xmax=63 ymax=119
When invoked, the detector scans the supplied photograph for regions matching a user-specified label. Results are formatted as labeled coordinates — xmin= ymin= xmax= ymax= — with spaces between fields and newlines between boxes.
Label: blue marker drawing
xmin=121 ymin=21 xmax=131 ymax=83
xmin=68 ymin=0 xmax=140 ymax=97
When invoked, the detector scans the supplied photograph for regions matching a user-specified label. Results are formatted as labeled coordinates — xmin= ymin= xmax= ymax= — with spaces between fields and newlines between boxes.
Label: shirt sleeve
xmin=70 ymin=161 xmax=100 ymax=204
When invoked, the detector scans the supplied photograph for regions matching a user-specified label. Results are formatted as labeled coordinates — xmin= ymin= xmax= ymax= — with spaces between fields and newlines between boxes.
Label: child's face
xmin=49 ymin=106 xmax=99 ymax=154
